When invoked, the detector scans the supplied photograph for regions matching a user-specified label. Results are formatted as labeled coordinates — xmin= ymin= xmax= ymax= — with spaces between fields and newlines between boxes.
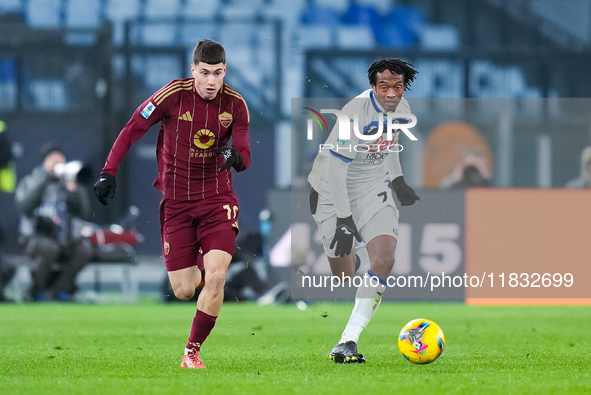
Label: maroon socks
xmin=186 ymin=310 xmax=217 ymax=352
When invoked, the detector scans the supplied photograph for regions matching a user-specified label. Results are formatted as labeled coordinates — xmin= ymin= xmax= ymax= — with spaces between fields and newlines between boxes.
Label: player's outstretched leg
xmin=180 ymin=249 xmax=231 ymax=369
xmin=330 ymin=271 xmax=387 ymax=364
xmin=180 ymin=309 xmax=217 ymax=369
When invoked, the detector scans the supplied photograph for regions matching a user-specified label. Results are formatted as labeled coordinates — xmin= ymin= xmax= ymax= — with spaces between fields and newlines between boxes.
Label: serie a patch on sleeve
xmin=141 ymin=101 xmax=156 ymax=119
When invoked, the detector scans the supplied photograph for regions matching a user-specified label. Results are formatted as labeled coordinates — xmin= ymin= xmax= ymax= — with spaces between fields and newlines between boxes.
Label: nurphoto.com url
xmin=300 ymin=272 xmax=574 ymax=292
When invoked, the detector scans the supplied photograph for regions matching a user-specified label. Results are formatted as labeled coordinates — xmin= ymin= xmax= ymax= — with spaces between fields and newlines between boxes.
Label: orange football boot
xmin=180 ymin=351 xmax=205 ymax=369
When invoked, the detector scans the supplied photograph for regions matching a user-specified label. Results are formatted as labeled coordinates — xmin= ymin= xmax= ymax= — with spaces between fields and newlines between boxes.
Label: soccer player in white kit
xmin=308 ymin=58 xmax=420 ymax=363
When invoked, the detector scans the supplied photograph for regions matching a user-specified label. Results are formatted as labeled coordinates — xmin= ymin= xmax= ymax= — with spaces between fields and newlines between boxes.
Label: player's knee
xmin=204 ymin=269 xmax=227 ymax=290
xmin=173 ymin=284 xmax=195 ymax=301
xmin=205 ymin=270 xmax=226 ymax=295
xmin=372 ymin=255 xmax=395 ymax=273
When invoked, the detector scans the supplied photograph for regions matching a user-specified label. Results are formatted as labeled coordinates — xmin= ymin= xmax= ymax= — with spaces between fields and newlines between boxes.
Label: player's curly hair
xmin=367 ymin=58 xmax=417 ymax=90
xmin=193 ymin=39 xmax=226 ymax=65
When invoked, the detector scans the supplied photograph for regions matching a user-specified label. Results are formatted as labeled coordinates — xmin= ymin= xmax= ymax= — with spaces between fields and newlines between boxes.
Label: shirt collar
xmin=370 ymin=90 xmax=386 ymax=113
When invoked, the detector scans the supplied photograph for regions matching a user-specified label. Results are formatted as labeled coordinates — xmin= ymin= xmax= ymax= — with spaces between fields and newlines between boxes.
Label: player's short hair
xmin=193 ymin=39 xmax=226 ymax=65
xmin=368 ymin=58 xmax=418 ymax=90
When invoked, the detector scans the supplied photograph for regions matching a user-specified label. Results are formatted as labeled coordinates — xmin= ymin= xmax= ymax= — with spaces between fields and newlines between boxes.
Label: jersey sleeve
xmin=101 ymin=94 xmax=167 ymax=176
xmin=230 ymin=96 xmax=251 ymax=172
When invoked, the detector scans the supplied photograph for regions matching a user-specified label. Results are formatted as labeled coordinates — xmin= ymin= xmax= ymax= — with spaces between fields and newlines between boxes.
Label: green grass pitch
xmin=1 ymin=301 xmax=590 ymax=394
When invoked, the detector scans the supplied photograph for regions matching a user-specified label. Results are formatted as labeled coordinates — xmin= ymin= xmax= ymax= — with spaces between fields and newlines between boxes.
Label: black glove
xmin=216 ymin=147 xmax=243 ymax=171
xmin=329 ymin=215 xmax=362 ymax=258
xmin=392 ymin=175 xmax=420 ymax=206
xmin=94 ymin=172 xmax=116 ymax=205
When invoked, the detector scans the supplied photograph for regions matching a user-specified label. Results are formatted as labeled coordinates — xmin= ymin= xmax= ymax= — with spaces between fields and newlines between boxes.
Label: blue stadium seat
xmin=219 ymin=22 xmax=256 ymax=49
xmin=182 ymin=0 xmax=220 ymax=19
xmin=420 ymin=24 xmax=460 ymax=50
xmin=377 ymin=22 xmax=417 ymax=49
xmin=315 ymin=0 xmax=349 ymax=13
xmin=140 ymin=22 xmax=177 ymax=45
xmin=355 ymin=0 xmax=392 ymax=16
xmin=262 ymin=0 xmax=306 ymax=20
xmin=180 ymin=23 xmax=217 ymax=45
xmin=387 ymin=6 xmax=425 ymax=35
xmin=0 ymin=0 xmax=24 ymax=15
xmin=300 ymin=4 xmax=341 ymax=26
xmin=65 ymin=0 xmax=102 ymax=27
xmin=336 ymin=25 xmax=376 ymax=49
xmin=295 ymin=25 xmax=334 ymax=48
xmin=144 ymin=0 xmax=181 ymax=19
xmin=220 ymin=0 xmax=265 ymax=19
xmin=106 ymin=0 xmax=141 ymax=44
xmin=26 ymin=0 xmax=62 ymax=27
xmin=378 ymin=5 xmax=425 ymax=49
xmin=106 ymin=0 xmax=141 ymax=21
xmin=341 ymin=3 xmax=381 ymax=27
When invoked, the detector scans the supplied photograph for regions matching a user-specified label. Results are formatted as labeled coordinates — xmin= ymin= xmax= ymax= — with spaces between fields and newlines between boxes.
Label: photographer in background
xmin=15 ymin=145 xmax=93 ymax=302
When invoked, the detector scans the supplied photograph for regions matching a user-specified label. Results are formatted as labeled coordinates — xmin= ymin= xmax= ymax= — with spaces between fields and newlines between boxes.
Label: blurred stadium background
xmin=0 ymin=0 xmax=590 ymax=302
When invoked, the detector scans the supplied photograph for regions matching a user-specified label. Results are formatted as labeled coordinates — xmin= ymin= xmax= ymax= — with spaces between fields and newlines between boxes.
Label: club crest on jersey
xmin=163 ymin=241 xmax=170 ymax=256
xmin=141 ymin=101 xmax=156 ymax=119
xmin=219 ymin=112 xmax=233 ymax=128
xmin=194 ymin=129 xmax=215 ymax=149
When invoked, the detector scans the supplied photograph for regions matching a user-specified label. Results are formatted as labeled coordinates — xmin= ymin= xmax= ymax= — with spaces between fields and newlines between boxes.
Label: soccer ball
xmin=398 ymin=318 xmax=445 ymax=364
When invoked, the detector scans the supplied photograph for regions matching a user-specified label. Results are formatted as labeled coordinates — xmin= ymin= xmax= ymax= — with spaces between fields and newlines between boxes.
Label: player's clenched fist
xmin=216 ymin=147 xmax=243 ymax=171
xmin=392 ymin=176 xmax=420 ymax=206
xmin=330 ymin=215 xmax=362 ymax=257
xmin=94 ymin=172 xmax=116 ymax=205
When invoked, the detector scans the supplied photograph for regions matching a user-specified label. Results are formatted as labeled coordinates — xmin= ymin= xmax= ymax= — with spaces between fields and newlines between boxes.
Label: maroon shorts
xmin=160 ymin=193 xmax=239 ymax=272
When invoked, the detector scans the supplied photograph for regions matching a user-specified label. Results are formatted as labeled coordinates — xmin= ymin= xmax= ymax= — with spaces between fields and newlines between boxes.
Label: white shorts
xmin=310 ymin=187 xmax=399 ymax=258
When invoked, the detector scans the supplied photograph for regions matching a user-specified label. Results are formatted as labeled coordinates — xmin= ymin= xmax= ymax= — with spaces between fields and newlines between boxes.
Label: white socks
xmin=339 ymin=272 xmax=386 ymax=344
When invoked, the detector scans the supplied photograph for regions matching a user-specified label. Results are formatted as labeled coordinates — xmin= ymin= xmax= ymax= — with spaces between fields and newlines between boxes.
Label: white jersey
xmin=308 ymin=89 xmax=411 ymax=223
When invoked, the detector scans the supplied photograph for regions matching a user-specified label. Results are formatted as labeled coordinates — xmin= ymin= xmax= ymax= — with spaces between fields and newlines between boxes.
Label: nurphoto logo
xmin=303 ymin=107 xmax=418 ymax=154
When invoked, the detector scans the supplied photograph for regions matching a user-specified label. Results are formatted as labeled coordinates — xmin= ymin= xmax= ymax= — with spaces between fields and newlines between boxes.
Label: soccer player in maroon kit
xmin=93 ymin=39 xmax=251 ymax=368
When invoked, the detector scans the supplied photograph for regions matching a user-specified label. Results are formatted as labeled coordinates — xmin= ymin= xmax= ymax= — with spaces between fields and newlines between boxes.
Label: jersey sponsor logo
xmin=193 ymin=129 xmax=215 ymax=149
xmin=178 ymin=111 xmax=193 ymax=121
xmin=360 ymin=134 xmax=400 ymax=153
xmin=363 ymin=151 xmax=389 ymax=165
xmin=190 ymin=149 xmax=215 ymax=158
xmin=141 ymin=101 xmax=156 ymax=119
xmin=219 ymin=112 xmax=233 ymax=128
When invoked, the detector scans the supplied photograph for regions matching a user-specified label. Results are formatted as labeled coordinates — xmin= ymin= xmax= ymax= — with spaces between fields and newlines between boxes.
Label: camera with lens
xmin=53 ymin=160 xmax=93 ymax=184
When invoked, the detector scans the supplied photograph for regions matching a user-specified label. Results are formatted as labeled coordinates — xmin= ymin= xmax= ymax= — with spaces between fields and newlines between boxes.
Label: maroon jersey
xmin=102 ymin=78 xmax=251 ymax=201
